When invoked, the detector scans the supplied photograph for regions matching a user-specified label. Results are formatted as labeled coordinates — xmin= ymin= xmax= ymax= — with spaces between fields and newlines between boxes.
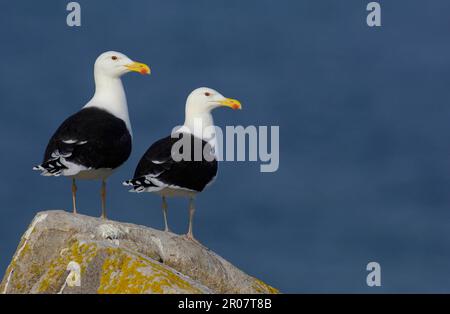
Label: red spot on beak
xmin=232 ymin=104 xmax=240 ymax=110
xmin=140 ymin=69 xmax=148 ymax=75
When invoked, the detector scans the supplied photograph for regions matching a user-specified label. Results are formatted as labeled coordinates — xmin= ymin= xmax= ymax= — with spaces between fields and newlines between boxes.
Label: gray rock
xmin=0 ymin=210 xmax=278 ymax=294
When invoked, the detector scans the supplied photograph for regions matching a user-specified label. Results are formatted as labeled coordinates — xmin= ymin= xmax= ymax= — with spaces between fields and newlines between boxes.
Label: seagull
xmin=33 ymin=51 xmax=150 ymax=218
xmin=123 ymin=87 xmax=241 ymax=241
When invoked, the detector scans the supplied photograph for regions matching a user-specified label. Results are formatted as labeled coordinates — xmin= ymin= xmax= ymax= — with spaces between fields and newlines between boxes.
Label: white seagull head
xmin=94 ymin=51 xmax=150 ymax=78
xmin=185 ymin=87 xmax=242 ymax=115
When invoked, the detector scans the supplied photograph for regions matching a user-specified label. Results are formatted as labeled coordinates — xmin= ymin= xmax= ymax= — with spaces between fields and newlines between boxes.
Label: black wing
xmin=124 ymin=133 xmax=217 ymax=193
xmin=34 ymin=107 xmax=132 ymax=176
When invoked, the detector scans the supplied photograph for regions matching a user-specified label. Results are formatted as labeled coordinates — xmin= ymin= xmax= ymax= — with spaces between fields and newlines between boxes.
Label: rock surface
xmin=0 ymin=210 xmax=278 ymax=294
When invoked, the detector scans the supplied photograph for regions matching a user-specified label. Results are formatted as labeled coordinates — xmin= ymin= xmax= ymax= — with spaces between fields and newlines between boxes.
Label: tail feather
xmin=33 ymin=158 xmax=67 ymax=176
xmin=123 ymin=176 xmax=158 ymax=193
xmin=122 ymin=179 xmax=133 ymax=186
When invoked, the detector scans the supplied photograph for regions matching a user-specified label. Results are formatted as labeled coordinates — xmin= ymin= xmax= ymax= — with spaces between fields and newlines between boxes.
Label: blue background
xmin=1 ymin=1 xmax=450 ymax=293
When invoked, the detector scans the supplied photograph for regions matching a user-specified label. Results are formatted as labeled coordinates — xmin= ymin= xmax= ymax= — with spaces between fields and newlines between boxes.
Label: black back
xmin=133 ymin=133 xmax=218 ymax=192
xmin=44 ymin=107 xmax=132 ymax=170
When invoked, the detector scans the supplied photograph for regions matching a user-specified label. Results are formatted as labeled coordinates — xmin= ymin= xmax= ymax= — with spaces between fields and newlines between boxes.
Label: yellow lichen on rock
xmin=38 ymin=240 xmax=98 ymax=293
xmin=252 ymin=278 xmax=279 ymax=294
xmin=1 ymin=211 xmax=279 ymax=294
xmin=98 ymin=247 xmax=204 ymax=294
xmin=2 ymin=241 xmax=32 ymax=293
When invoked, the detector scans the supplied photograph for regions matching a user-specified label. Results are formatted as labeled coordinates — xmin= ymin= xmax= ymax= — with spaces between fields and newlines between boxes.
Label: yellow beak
xmin=125 ymin=61 xmax=151 ymax=75
xmin=219 ymin=98 xmax=242 ymax=110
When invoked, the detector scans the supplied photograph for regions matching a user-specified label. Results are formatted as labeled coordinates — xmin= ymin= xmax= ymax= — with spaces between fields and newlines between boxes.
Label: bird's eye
xmin=111 ymin=56 xmax=118 ymax=60
xmin=204 ymin=92 xmax=211 ymax=96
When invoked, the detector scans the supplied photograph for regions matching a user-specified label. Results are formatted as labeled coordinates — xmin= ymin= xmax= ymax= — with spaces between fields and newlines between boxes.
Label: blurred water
xmin=1 ymin=1 xmax=450 ymax=292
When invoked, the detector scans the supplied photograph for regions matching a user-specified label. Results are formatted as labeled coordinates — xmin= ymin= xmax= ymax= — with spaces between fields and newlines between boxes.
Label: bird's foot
xmin=184 ymin=233 xmax=202 ymax=245
xmin=100 ymin=208 xmax=107 ymax=220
